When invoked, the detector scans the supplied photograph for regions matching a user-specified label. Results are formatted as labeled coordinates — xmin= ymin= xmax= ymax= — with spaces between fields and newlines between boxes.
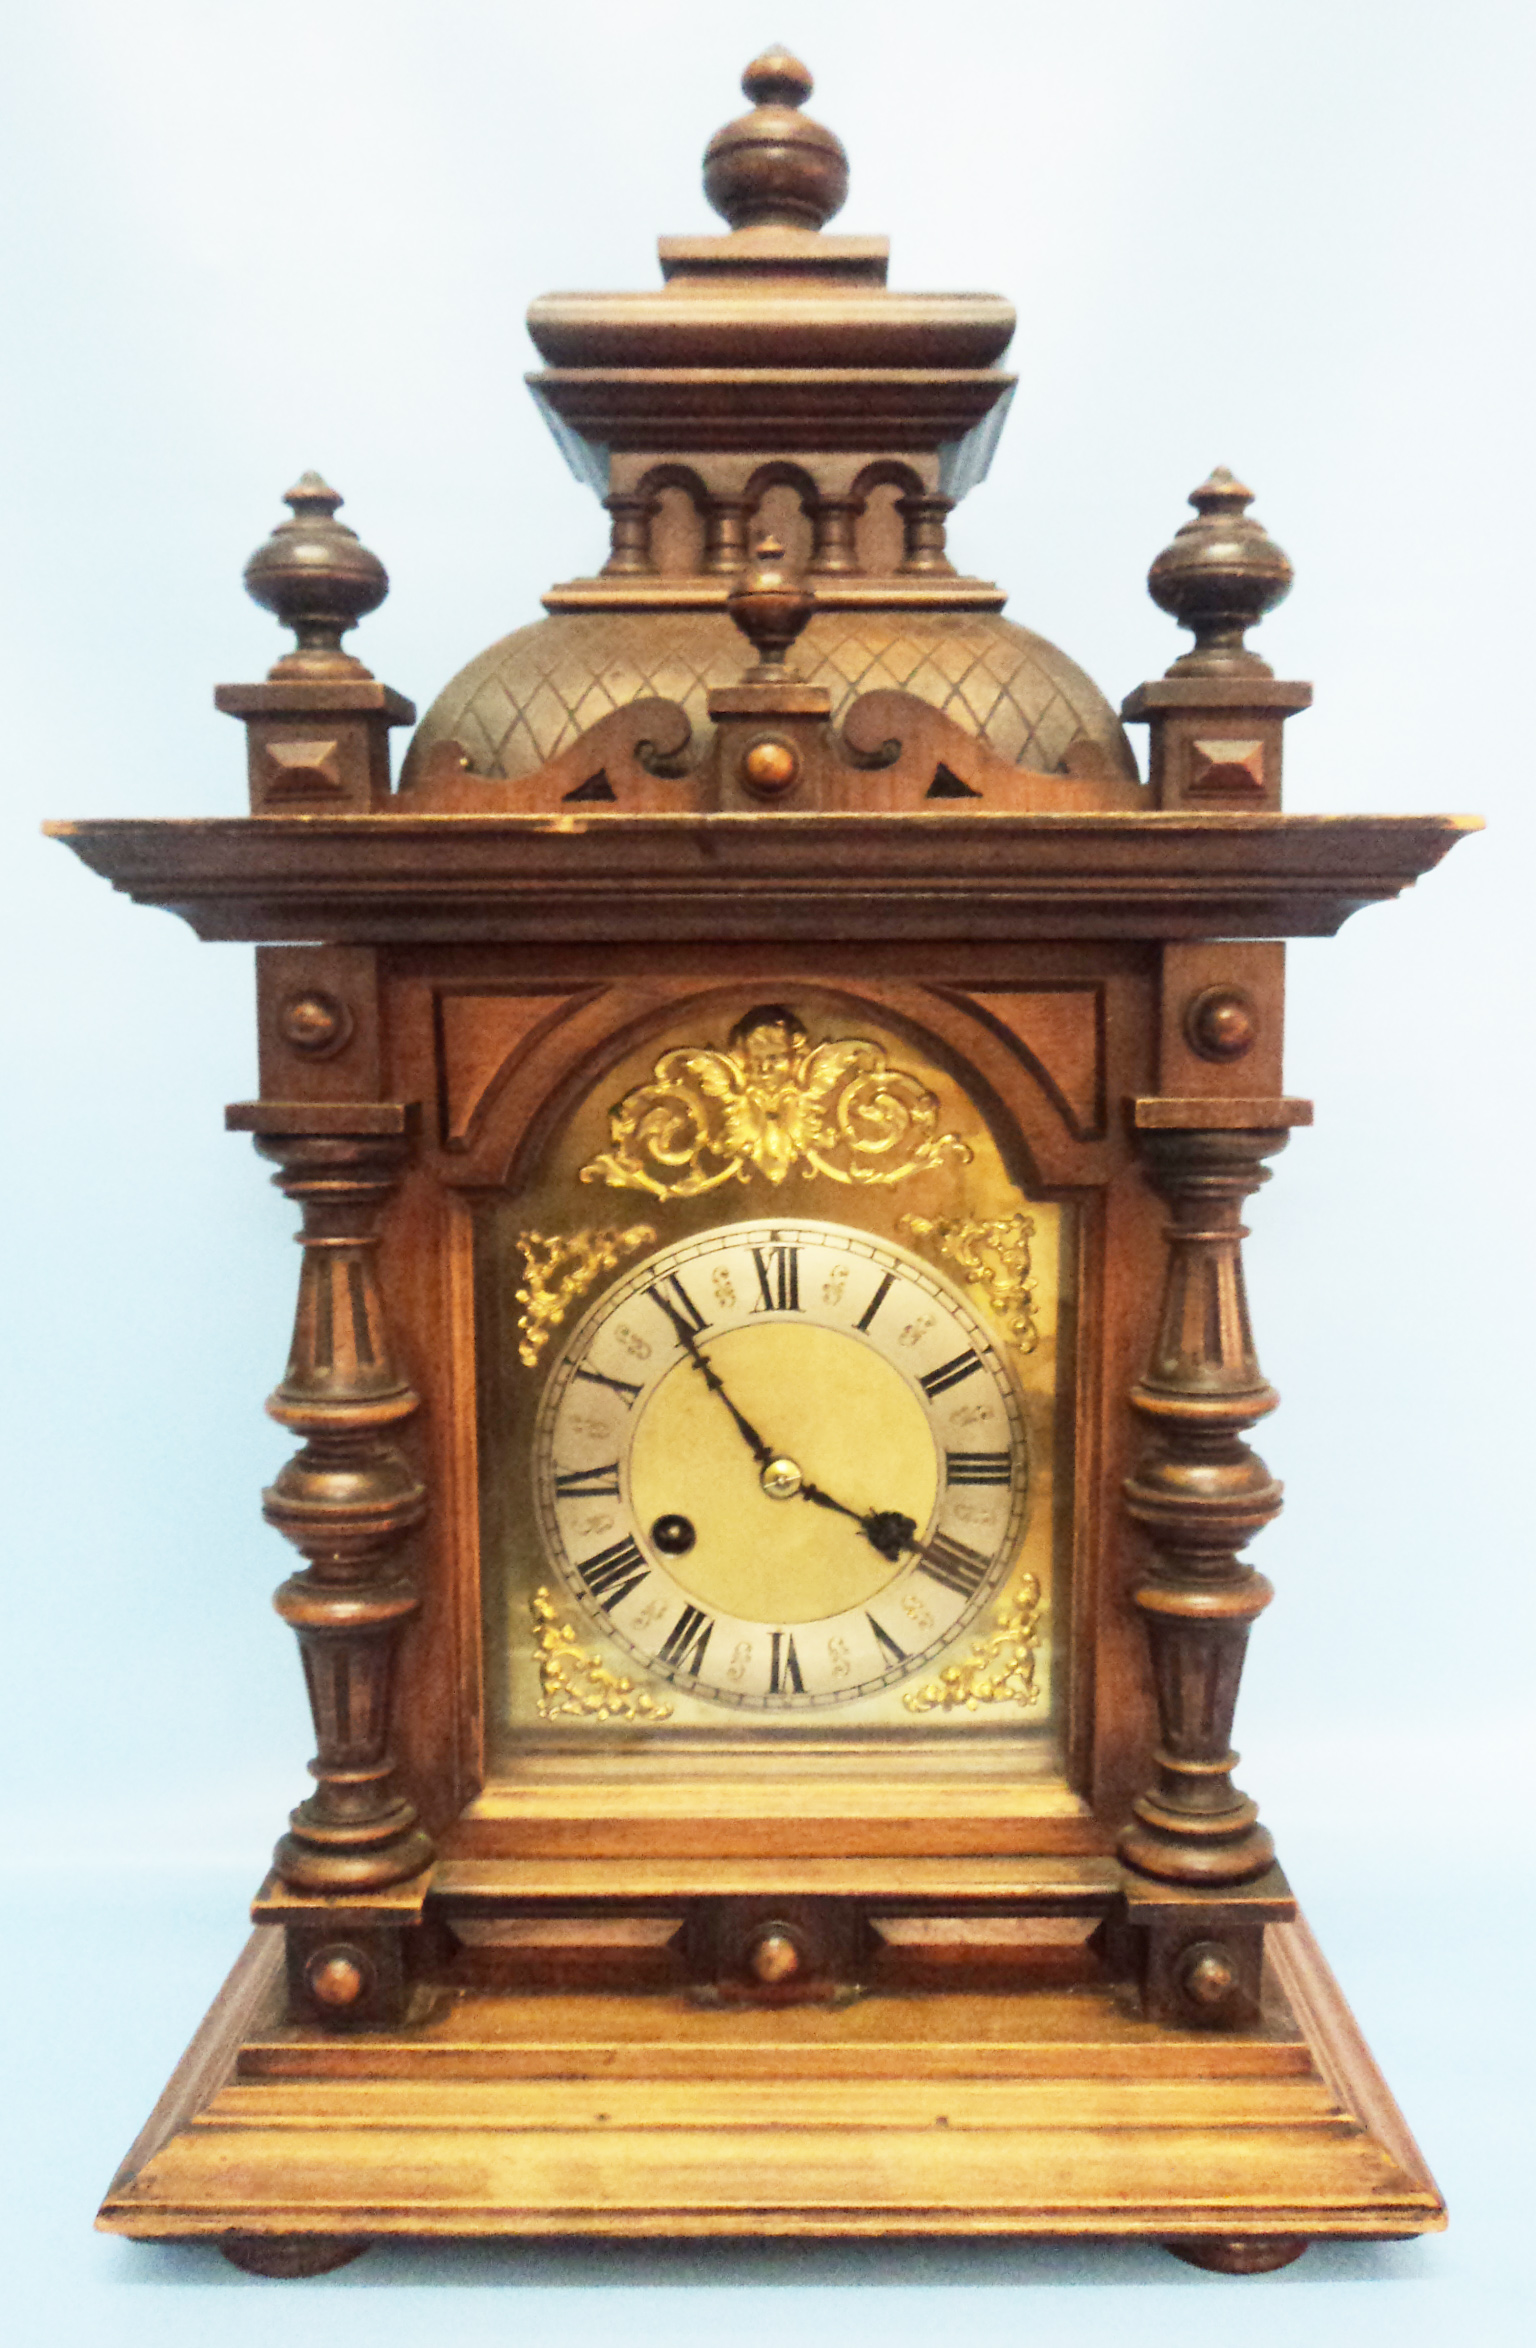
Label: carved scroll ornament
xmin=902 ymin=1577 xmax=1043 ymax=1715
xmin=579 ymin=1005 xmax=972 ymax=1201
xmin=901 ymin=1209 xmax=1039 ymax=1355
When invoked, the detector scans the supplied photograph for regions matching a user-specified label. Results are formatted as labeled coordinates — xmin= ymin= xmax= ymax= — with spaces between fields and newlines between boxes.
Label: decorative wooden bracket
xmin=406 ymin=680 xmax=1143 ymax=817
xmin=410 ymin=696 xmax=697 ymax=811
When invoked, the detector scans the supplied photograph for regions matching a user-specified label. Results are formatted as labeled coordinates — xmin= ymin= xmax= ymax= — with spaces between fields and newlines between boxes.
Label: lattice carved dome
xmin=402 ymin=53 xmax=1139 ymax=795
xmin=401 ymin=608 xmax=1137 ymax=787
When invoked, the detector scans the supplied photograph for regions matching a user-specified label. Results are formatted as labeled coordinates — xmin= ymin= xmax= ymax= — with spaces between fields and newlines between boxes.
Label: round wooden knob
xmin=741 ymin=737 xmax=801 ymax=797
xmin=1185 ymin=986 xmax=1259 ymax=1062
xmin=1178 ymin=1941 xmax=1241 ymax=2012
xmin=748 ymin=1930 xmax=802 ymax=1984
xmin=305 ymin=1948 xmax=368 ymax=2008
xmin=279 ymin=990 xmax=352 ymax=1056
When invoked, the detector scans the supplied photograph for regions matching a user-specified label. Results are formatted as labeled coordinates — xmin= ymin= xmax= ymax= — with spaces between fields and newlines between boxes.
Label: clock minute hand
xmin=673 ymin=1327 xmax=775 ymax=1469
xmin=671 ymin=1326 xmax=914 ymax=1564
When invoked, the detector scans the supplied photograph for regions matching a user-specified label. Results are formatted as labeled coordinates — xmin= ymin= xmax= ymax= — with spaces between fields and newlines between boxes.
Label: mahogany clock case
xmin=15 ymin=9 xmax=1512 ymax=2301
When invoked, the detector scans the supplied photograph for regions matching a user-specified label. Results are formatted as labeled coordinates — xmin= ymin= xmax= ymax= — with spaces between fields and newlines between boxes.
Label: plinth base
xmin=99 ymin=1912 xmax=1441 ymax=2263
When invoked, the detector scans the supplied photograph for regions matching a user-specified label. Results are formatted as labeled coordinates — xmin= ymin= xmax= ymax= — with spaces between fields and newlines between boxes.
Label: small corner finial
xmin=1147 ymin=468 xmax=1293 ymax=679
xmin=241 ymin=473 xmax=389 ymax=681
xmin=703 ymin=51 xmax=848 ymax=231
xmin=725 ymin=535 xmax=816 ymax=679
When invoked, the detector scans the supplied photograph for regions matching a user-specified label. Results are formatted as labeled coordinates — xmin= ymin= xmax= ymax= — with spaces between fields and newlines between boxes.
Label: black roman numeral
xmin=752 ymin=1245 xmax=801 ymax=1313
xmin=656 ymin=1603 xmax=714 ymax=1676
xmin=646 ymin=1274 xmax=709 ymax=1345
xmin=554 ymin=1461 xmax=622 ymax=1499
xmin=769 ymin=1630 xmax=805 ymax=1695
xmin=574 ymin=1364 xmax=643 ymax=1408
xmin=919 ymin=1531 xmax=991 ymax=1599
xmin=855 ymin=1270 xmax=895 ymax=1332
xmin=945 ymin=1450 xmax=1012 ymax=1486
xmin=866 ymin=1613 xmax=908 ymax=1666
xmin=919 ymin=1350 xmax=984 ymax=1400
xmin=577 ymin=1534 xmax=649 ymax=1609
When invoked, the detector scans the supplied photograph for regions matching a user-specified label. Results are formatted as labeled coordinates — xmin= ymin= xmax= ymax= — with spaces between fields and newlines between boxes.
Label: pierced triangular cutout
xmin=563 ymin=769 xmax=617 ymax=802
xmin=926 ymin=761 xmax=982 ymax=800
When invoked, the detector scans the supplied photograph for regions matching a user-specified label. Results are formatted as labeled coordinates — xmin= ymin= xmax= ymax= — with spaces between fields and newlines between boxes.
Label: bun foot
xmin=219 ymin=2233 xmax=371 ymax=2278
xmin=1165 ymin=2235 xmax=1309 ymax=2274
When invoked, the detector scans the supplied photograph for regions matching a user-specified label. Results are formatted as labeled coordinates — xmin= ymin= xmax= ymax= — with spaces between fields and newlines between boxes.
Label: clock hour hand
xmin=798 ymin=1480 xmax=916 ymax=1565
xmin=861 ymin=1507 xmax=919 ymax=1562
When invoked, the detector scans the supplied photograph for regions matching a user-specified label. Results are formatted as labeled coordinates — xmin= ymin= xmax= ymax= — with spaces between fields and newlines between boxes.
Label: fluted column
xmin=255 ymin=1126 xmax=432 ymax=1892
xmin=1119 ymin=1127 xmax=1287 ymax=1886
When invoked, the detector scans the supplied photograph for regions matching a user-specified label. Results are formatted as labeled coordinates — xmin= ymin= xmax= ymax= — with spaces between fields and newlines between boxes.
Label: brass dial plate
xmin=532 ymin=1219 xmax=1029 ymax=1711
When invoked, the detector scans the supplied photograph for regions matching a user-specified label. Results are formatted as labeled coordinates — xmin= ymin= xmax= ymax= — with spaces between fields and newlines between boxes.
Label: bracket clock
xmin=53 ymin=51 xmax=1476 ymax=2277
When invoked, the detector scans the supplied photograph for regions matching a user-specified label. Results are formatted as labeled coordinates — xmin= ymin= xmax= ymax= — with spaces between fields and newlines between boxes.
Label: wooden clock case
xmin=52 ymin=51 xmax=1473 ymax=2279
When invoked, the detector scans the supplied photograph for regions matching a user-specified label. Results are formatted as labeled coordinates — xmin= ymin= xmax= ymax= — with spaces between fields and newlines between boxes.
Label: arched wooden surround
xmin=429 ymin=974 xmax=1119 ymax=1194
xmin=372 ymin=945 xmax=1164 ymax=1842
xmin=741 ymin=460 xmax=820 ymax=575
xmin=630 ymin=463 xmax=709 ymax=575
xmin=851 ymin=459 xmax=944 ymax=576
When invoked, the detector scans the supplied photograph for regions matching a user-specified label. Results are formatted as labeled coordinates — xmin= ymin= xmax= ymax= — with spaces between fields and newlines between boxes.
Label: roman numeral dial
xmin=577 ymin=1535 xmax=649 ymax=1609
xmin=946 ymin=1450 xmax=1012 ymax=1486
xmin=554 ymin=1461 xmax=621 ymax=1498
xmin=532 ymin=1217 xmax=1035 ymax=1714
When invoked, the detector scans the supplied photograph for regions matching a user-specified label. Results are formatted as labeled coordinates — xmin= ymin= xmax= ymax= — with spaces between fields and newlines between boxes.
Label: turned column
xmin=1119 ymin=1126 xmax=1287 ymax=1885
xmin=895 ymin=490 xmax=956 ymax=574
xmin=703 ymin=493 xmax=752 ymax=575
xmin=806 ymin=492 xmax=862 ymax=575
xmin=233 ymin=1111 xmax=433 ymax=1892
xmin=602 ymin=490 xmax=658 ymax=575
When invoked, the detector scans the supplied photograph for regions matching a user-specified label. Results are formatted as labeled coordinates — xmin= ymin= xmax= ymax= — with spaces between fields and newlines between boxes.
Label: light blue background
xmin=3 ymin=2 xmax=1531 ymax=2340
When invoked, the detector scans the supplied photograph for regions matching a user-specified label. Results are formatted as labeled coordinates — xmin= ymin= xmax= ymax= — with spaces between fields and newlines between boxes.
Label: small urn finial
xmin=725 ymin=536 xmax=816 ymax=678
xmin=1147 ymin=468 xmax=1293 ymax=679
xmin=242 ymin=472 xmax=389 ymax=681
xmin=703 ymin=50 xmax=849 ymax=231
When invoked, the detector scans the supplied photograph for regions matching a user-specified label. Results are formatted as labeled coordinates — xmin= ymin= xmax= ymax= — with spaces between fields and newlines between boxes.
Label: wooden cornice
xmin=48 ymin=811 xmax=1477 ymax=946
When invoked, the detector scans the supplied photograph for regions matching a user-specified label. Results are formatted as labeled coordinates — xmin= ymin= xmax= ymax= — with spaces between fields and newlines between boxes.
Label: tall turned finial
xmin=1148 ymin=469 xmax=1293 ymax=679
xmin=725 ymin=536 xmax=816 ymax=678
xmin=243 ymin=473 xmax=389 ymax=681
xmin=704 ymin=50 xmax=849 ymax=231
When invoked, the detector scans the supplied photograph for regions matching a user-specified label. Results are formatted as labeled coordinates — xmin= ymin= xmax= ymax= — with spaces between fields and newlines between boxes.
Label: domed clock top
xmin=405 ymin=52 xmax=1141 ymax=792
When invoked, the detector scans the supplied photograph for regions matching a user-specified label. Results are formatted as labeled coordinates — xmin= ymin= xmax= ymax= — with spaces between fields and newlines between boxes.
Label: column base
xmin=1118 ymin=1810 xmax=1276 ymax=1887
xmin=274 ymin=1818 xmax=435 ymax=1896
